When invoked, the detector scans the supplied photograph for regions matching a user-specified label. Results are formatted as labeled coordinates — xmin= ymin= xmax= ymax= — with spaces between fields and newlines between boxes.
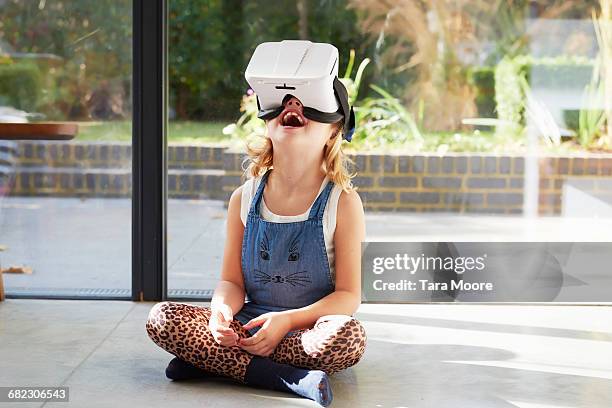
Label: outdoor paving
xmin=0 ymin=299 xmax=611 ymax=407
xmin=1 ymin=196 xmax=612 ymax=294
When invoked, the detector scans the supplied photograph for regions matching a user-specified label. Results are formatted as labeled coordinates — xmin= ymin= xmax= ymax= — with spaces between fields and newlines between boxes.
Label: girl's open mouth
xmin=280 ymin=110 xmax=306 ymax=128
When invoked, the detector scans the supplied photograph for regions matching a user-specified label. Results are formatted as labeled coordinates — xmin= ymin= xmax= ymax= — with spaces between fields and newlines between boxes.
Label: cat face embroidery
xmin=254 ymin=229 xmax=310 ymax=287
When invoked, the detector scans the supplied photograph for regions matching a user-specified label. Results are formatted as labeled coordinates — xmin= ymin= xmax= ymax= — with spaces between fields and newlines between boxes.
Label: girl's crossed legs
xmin=145 ymin=301 xmax=367 ymax=383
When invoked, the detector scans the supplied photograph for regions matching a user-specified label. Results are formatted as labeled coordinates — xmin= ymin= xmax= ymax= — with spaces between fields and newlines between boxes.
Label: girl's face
xmin=265 ymin=96 xmax=337 ymax=152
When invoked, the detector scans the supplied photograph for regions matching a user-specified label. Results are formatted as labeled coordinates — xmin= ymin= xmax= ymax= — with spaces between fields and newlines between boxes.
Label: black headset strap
xmin=302 ymin=107 xmax=344 ymax=123
xmin=254 ymin=79 xmax=356 ymax=141
xmin=333 ymin=77 xmax=356 ymax=141
xmin=256 ymin=96 xmax=284 ymax=120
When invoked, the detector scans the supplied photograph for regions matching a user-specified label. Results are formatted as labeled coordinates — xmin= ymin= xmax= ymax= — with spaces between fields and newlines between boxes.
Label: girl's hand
xmin=208 ymin=304 xmax=239 ymax=347
xmin=239 ymin=312 xmax=291 ymax=357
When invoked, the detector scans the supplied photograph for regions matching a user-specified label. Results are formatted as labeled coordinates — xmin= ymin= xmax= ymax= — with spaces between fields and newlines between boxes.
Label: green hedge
xmin=0 ymin=62 xmax=42 ymax=112
xmin=494 ymin=55 xmax=594 ymax=134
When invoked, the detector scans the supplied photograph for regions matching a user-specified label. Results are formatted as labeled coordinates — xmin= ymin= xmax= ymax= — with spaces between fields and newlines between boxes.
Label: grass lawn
xmin=73 ymin=120 xmax=231 ymax=144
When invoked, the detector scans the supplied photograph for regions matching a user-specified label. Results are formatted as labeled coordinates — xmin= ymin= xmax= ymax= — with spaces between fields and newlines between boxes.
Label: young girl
xmin=146 ymin=51 xmax=367 ymax=407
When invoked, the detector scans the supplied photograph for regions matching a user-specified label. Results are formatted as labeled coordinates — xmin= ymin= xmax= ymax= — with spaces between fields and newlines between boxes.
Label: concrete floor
xmin=1 ymin=299 xmax=611 ymax=407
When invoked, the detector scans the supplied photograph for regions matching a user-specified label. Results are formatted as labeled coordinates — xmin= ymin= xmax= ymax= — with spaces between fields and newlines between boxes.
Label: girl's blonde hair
xmin=242 ymin=121 xmax=356 ymax=193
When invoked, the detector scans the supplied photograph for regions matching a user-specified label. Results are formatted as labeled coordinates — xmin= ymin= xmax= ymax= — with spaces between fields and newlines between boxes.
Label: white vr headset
xmin=245 ymin=40 xmax=356 ymax=142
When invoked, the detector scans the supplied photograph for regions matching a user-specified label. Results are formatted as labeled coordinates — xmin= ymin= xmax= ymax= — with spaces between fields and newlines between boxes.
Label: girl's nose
xmin=285 ymin=97 xmax=303 ymax=110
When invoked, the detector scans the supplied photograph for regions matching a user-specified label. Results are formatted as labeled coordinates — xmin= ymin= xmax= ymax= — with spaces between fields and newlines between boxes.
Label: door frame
xmin=132 ymin=0 xmax=168 ymax=301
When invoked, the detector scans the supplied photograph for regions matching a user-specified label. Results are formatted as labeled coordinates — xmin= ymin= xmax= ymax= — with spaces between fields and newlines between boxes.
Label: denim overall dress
xmin=234 ymin=169 xmax=335 ymax=337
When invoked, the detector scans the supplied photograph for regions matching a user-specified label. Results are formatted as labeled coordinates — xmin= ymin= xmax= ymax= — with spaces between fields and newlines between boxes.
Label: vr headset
xmin=245 ymin=40 xmax=356 ymax=142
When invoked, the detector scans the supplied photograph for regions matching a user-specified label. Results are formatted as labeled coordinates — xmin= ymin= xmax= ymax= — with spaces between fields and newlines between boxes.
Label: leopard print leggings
xmin=146 ymin=301 xmax=367 ymax=383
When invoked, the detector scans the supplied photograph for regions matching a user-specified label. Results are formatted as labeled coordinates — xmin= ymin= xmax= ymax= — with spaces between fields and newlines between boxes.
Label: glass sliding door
xmin=165 ymin=0 xmax=612 ymax=302
xmin=0 ymin=1 xmax=133 ymax=298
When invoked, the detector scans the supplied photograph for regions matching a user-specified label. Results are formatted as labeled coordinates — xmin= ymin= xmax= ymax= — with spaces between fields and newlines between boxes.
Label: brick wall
xmin=7 ymin=141 xmax=612 ymax=215
xmin=16 ymin=141 xmax=224 ymax=169
xmin=222 ymin=151 xmax=612 ymax=215
xmin=354 ymin=153 xmax=524 ymax=213
xmin=539 ymin=156 xmax=612 ymax=215
xmin=10 ymin=141 xmax=226 ymax=199
xmin=222 ymin=152 xmax=527 ymax=213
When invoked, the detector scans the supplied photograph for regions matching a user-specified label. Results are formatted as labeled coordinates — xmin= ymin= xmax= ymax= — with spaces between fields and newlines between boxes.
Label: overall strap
xmin=308 ymin=178 xmax=335 ymax=221
xmin=249 ymin=168 xmax=272 ymax=217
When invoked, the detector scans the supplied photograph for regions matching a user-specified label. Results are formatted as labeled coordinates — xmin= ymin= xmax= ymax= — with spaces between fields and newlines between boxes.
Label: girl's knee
xmin=335 ymin=317 xmax=367 ymax=351
xmin=330 ymin=318 xmax=367 ymax=370
xmin=317 ymin=315 xmax=367 ymax=341
xmin=147 ymin=301 xmax=172 ymax=324
xmin=346 ymin=317 xmax=367 ymax=341
xmin=305 ymin=317 xmax=366 ymax=374
xmin=146 ymin=301 xmax=180 ymax=341
xmin=310 ymin=316 xmax=367 ymax=361
xmin=347 ymin=318 xmax=367 ymax=360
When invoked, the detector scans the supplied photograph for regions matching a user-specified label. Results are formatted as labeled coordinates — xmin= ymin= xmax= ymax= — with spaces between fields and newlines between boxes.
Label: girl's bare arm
xmin=210 ymin=186 xmax=247 ymax=316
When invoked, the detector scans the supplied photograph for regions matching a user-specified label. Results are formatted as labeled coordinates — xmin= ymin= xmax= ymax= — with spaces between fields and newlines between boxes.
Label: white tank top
xmin=240 ymin=174 xmax=343 ymax=283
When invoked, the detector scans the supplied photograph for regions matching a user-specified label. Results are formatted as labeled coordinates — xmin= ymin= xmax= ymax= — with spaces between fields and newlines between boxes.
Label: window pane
xmin=166 ymin=0 xmax=612 ymax=301
xmin=0 ymin=1 xmax=133 ymax=298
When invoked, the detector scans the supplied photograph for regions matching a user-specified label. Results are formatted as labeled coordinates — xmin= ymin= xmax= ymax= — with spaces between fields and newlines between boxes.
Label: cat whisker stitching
xmin=285 ymin=271 xmax=309 ymax=277
xmin=284 ymin=275 xmax=311 ymax=281
xmin=286 ymin=276 xmax=311 ymax=283
xmin=284 ymin=280 xmax=308 ymax=287
xmin=254 ymin=272 xmax=271 ymax=278
xmin=254 ymin=271 xmax=272 ymax=283
xmin=254 ymin=270 xmax=271 ymax=277
xmin=286 ymin=280 xmax=311 ymax=286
